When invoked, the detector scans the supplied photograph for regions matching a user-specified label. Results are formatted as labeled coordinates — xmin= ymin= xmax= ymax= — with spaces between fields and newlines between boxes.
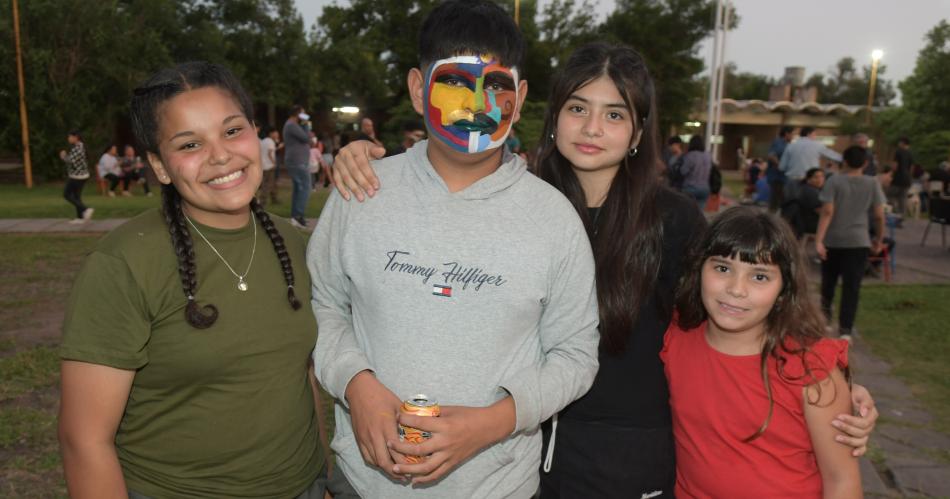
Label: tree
xmin=900 ymin=20 xmax=950 ymax=134
xmin=721 ymin=63 xmax=774 ymax=101
xmin=527 ymin=0 xmax=599 ymax=102
xmin=313 ymin=0 xmax=438 ymax=121
xmin=599 ymin=0 xmax=722 ymax=134
xmin=0 ymin=0 xmax=176 ymax=179
xmin=0 ymin=0 xmax=315 ymax=180
xmin=805 ymin=56 xmax=896 ymax=106
xmin=876 ymin=20 xmax=950 ymax=168
xmin=180 ymin=0 xmax=313 ymax=124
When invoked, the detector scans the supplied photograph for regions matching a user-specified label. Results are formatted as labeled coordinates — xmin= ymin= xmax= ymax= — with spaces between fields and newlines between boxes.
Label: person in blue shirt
xmin=766 ymin=126 xmax=792 ymax=211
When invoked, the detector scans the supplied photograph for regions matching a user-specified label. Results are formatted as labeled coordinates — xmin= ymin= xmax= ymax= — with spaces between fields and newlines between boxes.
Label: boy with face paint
xmin=425 ymin=53 xmax=520 ymax=154
xmin=307 ymin=1 xmax=599 ymax=497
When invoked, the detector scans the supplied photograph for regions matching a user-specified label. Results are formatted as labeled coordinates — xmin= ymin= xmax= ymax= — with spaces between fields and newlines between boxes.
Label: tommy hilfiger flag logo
xmin=432 ymin=284 xmax=452 ymax=297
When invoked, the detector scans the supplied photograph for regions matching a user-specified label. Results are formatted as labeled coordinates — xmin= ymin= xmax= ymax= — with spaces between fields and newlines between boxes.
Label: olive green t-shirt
xmin=61 ymin=209 xmax=323 ymax=498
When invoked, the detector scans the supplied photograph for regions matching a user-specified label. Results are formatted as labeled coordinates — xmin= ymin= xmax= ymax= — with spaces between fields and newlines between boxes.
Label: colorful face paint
xmin=423 ymin=54 xmax=519 ymax=154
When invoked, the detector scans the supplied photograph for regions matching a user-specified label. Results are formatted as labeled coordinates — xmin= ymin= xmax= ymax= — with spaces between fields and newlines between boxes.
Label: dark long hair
xmin=536 ymin=42 xmax=664 ymax=354
xmin=130 ymin=61 xmax=301 ymax=329
xmin=675 ymin=207 xmax=842 ymax=440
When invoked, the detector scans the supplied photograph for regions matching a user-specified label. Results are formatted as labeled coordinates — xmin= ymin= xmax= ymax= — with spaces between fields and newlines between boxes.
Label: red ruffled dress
xmin=660 ymin=320 xmax=849 ymax=499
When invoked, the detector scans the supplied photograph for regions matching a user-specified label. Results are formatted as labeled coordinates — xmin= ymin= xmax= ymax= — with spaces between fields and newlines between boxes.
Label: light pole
xmin=12 ymin=0 xmax=33 ymax=188
xmin=704 ymin=0 xmax=724 ymax=153
xmin=866 ymin=49 xmax=883 ymax=124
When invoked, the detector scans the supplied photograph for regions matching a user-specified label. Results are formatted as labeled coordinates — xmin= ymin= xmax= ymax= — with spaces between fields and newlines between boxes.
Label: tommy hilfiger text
xmin=384 ymin=250 xmax=507 ymax=291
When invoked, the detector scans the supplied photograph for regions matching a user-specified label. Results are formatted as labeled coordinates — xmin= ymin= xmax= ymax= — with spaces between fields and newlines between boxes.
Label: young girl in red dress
xmin=662 ymin=207 xmax=862 ymax=499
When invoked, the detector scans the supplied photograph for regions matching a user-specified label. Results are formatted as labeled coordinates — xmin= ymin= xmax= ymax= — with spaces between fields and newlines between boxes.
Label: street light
xmin=866 ymin=49 xmax=884 ymax=124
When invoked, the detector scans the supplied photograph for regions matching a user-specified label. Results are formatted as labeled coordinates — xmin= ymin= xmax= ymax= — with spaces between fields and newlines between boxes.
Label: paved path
xmin=852 ymin=340 xmax=950 ymax=498
xmin=0 ymin=218 xmax=130 ymax=233
xmin=4 ymin=187 xmax=950 ymax=496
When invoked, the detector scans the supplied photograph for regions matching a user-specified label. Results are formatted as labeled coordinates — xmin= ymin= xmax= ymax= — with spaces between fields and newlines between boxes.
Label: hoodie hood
xmin=406 ymin=139 xmax=526 ymax=200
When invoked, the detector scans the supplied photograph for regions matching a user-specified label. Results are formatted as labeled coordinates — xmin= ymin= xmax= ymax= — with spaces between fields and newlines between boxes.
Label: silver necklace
xmin=185 ymin=212 xmax=257 ymax=291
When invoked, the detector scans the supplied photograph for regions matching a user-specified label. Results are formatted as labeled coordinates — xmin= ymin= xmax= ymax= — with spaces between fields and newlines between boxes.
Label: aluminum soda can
xmin=398 ymin=394 xmax=441 ymax=463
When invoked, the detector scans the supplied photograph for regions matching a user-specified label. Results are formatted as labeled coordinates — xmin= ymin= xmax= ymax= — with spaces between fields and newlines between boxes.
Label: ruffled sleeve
xmin=659 ymin=320 xmax=679 ymax=365
xmin=778 ymin=338 xmax=849 ymax=386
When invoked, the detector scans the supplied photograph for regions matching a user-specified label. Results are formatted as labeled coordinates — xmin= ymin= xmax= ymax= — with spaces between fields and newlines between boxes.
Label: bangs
xmin=703 ymin=210 xmax=792 ymax=267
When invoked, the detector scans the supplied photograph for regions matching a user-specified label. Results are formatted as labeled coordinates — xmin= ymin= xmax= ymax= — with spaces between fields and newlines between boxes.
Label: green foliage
xmin=1 ymin=0 xmax=724 ymax=177
xmin=915 ymin=131 xmax=950 ymax=169
xmin=721 ymin=63 xmax=775 ymax=100
xmin=895 ymin=19 xmax=950 ymax=168
xmin=516 ymin=0 xmax=599 ymax=103
xmin=0 ymin=0 xmax=175 ymax=179
xmin=875 ymin=106 xmax=916 ymax=144
xmin=805 ymin=56 xmax=896 ymax=105
xmin=872 ymin=20 xmax=950 ymax=168
xmin=0 ymin=0 xmax=315 ymax=180
xmin=901 ymin=20 xmax=950 ymax=132
xmin=514 ymin=100 xmax=547 ymax=154
xmin=313 ymin=0 xmax=438 ymax=115
xmin=599 ymin=0 xmax=719 ymax=134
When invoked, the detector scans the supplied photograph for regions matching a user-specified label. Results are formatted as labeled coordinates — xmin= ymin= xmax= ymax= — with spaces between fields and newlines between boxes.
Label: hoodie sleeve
xmin=499 ymin=222 xmax=600 ymax=434
xmin=308 ymin=192 xmax=373 ymax=405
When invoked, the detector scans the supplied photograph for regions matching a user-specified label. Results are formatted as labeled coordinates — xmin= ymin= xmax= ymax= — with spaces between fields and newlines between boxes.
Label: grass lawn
xmin=0 ymin=180 xmax=331 ymax=221
xmin=856 ymin=284 xmax=950 ymax=435
xmin=0 ymin=234 xmax=99 ymax=497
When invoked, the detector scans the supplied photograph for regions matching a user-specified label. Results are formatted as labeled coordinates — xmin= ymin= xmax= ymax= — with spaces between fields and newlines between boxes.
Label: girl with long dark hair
xmin=327 ymin=42 xmax=877 ymax=498
xmin=665 ymin=207 xmax=861 ymax=497
xmin=58 ymin=62 xmax=330 ymax=498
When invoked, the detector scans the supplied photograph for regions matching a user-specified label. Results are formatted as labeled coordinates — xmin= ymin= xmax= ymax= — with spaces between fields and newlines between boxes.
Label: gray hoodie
xmin=308 ymin=140 xmax=599 ymax=498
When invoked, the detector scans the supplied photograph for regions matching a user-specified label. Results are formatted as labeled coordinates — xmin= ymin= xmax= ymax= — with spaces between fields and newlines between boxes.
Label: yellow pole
xmin=12 ymin=0 xmax=33 ymax=188
xmin=515 ymin=0 xmax=520 ymax=26
xmin=866 ymin=58 xmax=880 ymax=125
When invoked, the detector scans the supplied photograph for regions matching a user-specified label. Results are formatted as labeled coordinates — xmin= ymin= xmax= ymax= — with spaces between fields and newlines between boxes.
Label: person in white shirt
xmin=258 ymin=125 xmax=280 ymax=207
xmin=97 ymin=144 xmax=122 ymax=197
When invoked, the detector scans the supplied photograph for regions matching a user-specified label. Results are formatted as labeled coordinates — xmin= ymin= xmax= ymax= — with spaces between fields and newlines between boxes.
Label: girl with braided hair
xmin=58 ymin=62 xmax=336 ymax=498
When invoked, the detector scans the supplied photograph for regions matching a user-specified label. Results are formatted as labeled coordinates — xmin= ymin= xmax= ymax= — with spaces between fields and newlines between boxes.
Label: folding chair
xmin=921 ymin=196 xmax=950 ymax=248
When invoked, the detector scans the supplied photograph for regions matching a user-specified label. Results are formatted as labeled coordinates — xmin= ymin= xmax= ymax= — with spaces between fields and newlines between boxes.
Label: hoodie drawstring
xmin=542 ymin=412 xmax=558 ymax=473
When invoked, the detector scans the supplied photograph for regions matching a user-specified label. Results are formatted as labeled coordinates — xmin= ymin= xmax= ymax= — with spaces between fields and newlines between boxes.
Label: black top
xmin=562 ymin=188 xmax=706 ymax=428
xmin=798 ymin=184 xmax=822 ymax=234
xmin=893 ymin=148 xmax=914 ymax=187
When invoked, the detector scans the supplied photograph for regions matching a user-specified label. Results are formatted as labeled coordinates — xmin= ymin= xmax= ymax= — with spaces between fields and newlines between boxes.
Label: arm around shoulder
xmin=59 ymin=361 xmax=135 ymax=499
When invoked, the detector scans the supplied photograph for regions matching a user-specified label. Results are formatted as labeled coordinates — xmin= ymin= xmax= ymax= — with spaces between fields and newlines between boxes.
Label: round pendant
xmin=238 ymin=279 xmax=248 ymax=291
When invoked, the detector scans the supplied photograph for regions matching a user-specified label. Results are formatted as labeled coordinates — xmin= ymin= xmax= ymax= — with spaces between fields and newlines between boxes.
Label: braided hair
xmin=251 ymin=198 xmax=302 ymax=310
xmin=130 ymin=61 xmax=302 ymax=328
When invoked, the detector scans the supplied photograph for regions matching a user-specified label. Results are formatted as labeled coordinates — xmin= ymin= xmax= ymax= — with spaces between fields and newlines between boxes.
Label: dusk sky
xmin=295 ymin=0 xmax=950 ymax=101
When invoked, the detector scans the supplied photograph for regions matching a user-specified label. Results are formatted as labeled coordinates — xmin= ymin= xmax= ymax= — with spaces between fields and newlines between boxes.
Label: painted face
xmin=701 ymin=255 xmax=783 ymax=340
xmin=424 ymin=54 xmax=519 ymax=154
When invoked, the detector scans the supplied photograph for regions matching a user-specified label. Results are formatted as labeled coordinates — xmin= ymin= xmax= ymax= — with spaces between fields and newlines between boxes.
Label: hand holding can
xmin=398 ymin=395 xmax=441 ymax=463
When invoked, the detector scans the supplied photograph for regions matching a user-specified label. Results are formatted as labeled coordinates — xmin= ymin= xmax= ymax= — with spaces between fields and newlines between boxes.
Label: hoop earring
xmin=628 ymin=147 xmax=638 ymax=157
